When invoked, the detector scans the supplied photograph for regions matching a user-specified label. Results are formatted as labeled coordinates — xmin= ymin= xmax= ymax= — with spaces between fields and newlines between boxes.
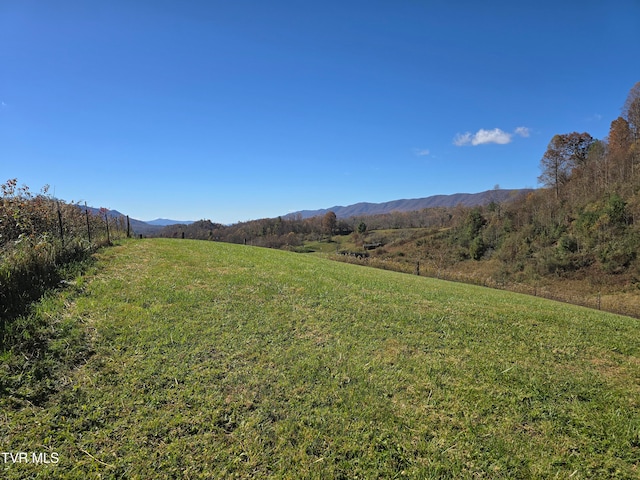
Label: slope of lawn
xmin=2 ymin=238 xmax=639 ymax=478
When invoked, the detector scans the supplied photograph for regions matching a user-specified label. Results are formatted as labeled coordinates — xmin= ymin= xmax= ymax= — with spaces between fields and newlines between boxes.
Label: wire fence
xmin=1 ymin=183 xmax=130 ymax=327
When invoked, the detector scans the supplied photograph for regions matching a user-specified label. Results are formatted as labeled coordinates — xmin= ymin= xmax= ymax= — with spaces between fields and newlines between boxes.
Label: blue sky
xmin=2 ymin=1 xmax=639 ymax=224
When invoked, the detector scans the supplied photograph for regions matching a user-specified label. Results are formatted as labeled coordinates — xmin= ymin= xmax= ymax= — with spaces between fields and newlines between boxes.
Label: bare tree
xmin=622 ymin=81 xmax=640 ymax=142
xmin=622 ymin=82 xmax=640 ymax=186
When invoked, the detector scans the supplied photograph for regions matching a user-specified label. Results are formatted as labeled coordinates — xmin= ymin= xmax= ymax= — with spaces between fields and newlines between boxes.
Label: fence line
xmin=42 ymin=205 xmax=130 ymax=249
xmin=331 ymin=254 xmax=639 ymax=319
xmin=1 ymin=199 xmax=130 ymax=326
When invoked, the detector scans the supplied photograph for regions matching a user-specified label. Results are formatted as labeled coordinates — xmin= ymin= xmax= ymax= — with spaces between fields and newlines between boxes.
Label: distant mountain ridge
xmin=80 ymin=206 xmax=156 ymax=235
xmin=146 ymin=218 xmax=195 ymax=226
xmin=287 ymin=189 xmax=533 ymax=219
xmin=80 ymin=189 xmax=532 ymax=235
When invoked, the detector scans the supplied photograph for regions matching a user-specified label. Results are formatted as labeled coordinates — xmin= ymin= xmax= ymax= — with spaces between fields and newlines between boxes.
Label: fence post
xmin=85 ymin=202 xmax=92 ymax=244
xmin=127 ymin=215 xmax=131 ymax=238
xmin=57 ymin=202 xmax=64 ymax=248
xmin=104 ymin=211 xmax=111 ymax=244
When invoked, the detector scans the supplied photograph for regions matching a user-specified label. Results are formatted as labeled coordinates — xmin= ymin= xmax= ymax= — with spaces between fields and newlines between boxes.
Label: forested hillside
xmin=418 ymin=82 xmax=640 ymax=280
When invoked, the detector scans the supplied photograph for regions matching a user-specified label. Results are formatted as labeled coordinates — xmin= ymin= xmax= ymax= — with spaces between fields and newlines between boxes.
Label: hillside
xmin=2 ymin=239 xmax=638 ymax=478
xmin=288 ymin=188 xmax=532 ymax=219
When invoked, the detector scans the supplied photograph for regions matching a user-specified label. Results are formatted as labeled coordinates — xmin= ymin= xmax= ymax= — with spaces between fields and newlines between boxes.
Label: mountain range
xmin=82 ymin=188 xmax=532 ymax=235
xmin=286 ymin=189 xmax=533 ymax=219
xmin=145 ymin=218 xmax=195 ymax=226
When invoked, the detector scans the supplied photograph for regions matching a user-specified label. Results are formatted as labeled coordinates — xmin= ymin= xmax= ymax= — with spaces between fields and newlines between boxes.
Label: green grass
xmin=2 ymin=238 xmax=639 ymax=478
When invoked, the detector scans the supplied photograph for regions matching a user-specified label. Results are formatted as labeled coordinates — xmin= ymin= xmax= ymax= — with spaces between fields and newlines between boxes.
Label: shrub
xmin=558 ymin=235 xmax=578 ymax=253
xmin=607 ymin=193 xmax=628 ymax=228
xmin=469 ymin=236 xmax=486 ymax=260
xmin=598 ymin=239 xmax=636 ymax=274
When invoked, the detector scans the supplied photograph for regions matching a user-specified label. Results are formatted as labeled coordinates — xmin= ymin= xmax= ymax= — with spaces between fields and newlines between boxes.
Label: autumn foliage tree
xmin=538 ymin=132 xmax=594 ymax=198
xmin=322 ymin=211 xmax=337 ymax=237
xmin=608 ymin=117 xmax=633 ymax=187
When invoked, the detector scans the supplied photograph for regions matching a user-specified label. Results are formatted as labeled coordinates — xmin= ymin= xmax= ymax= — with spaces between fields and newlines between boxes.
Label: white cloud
xmin=453 ymin=132 xmax=473 ymax=146
xmin=474 ymin=128 xmax=512 ymax=145
xmin=454 ymin=127 xmax=530 ymax=146
xmin=413 ymin=148 xmax=430 ymax=157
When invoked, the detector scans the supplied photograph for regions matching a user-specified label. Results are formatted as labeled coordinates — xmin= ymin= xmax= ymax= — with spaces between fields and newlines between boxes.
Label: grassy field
xmin=305 ymin=230 xmax=640 ymax=319
xmin=1 ymin=238 xmax=639 ymax=478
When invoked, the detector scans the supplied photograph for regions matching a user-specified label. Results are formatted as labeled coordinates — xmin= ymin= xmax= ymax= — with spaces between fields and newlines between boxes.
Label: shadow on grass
xmin=0 ymin=247 xmax=97 ymax=407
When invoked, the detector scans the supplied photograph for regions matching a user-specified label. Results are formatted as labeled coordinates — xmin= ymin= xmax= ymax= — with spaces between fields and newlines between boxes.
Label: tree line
xmin=154 ymin=206 xmax=459 ymax=248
